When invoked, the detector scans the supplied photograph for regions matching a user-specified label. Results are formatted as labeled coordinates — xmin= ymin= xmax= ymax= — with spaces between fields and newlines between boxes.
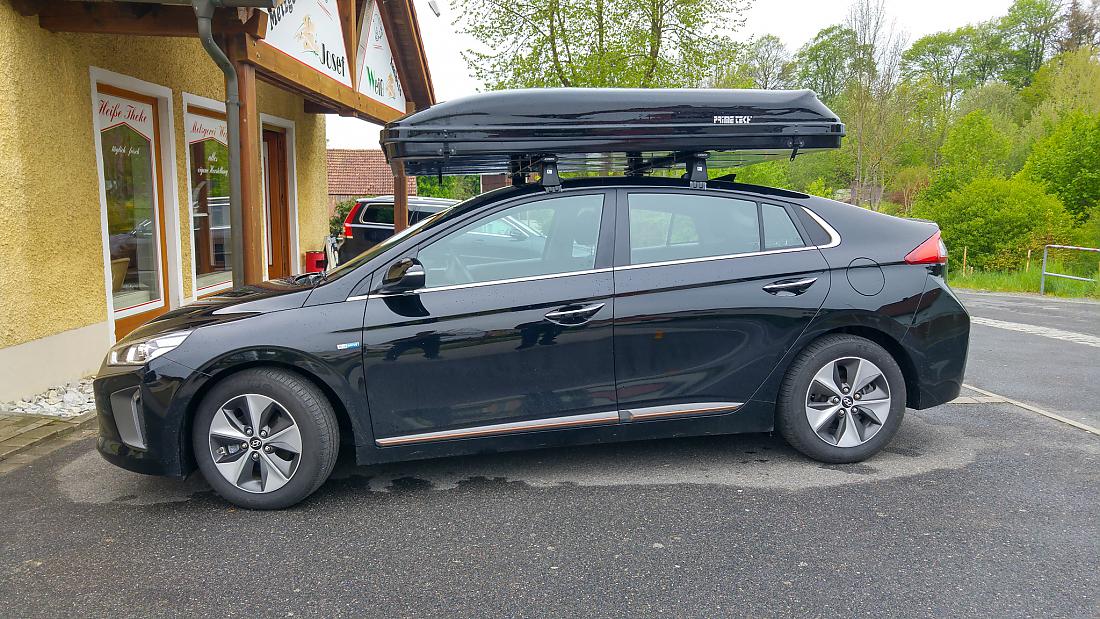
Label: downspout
xmin=192 ymin=0 xmax=272 ymax=285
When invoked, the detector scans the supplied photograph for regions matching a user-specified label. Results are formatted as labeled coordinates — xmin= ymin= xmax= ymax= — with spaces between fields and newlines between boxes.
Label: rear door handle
xmin=762 ymin=277 xmax=818 ymax=295
xmin=544 ymin=302 xmax=606 ymax=325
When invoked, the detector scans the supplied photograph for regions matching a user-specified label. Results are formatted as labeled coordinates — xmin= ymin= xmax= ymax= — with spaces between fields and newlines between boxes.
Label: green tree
xmin=454 ymin=0 xmax=750 ymax=89
xmin=998 ymin=0 xmax=1063 ymax=87
xmin=789 ymin=25 xmax=860 ymax=104
xmin=416 ymin=175 xmax=482 ymax=200
xmin=744 ymin=34 xmax=791 ymax=89
xmin=902 ymin=28 xmax=975 ymax=135
xmin=915 ymin=177 xmax=1074 ymax=270
xmin=1022 ymin=111 xmax=1100 ymax=222
xmin=1057 ymin=0 xmax=1100 ymax=53
xmin=918 ymin=110 xmax=1015 ymax=206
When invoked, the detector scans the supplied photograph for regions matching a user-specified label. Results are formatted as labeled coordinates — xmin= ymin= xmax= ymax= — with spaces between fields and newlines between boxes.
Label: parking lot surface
xmin=1 ymin=291 xmax=1097 ymax=618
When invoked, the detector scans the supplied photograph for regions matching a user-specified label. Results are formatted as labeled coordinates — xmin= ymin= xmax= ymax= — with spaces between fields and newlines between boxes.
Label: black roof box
xmin=380 ymin=88 xmax=845 ymax=177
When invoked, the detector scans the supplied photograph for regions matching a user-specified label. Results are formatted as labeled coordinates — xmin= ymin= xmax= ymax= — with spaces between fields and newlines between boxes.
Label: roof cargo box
xmin=380 ymin=88 xmax=845 ymax=177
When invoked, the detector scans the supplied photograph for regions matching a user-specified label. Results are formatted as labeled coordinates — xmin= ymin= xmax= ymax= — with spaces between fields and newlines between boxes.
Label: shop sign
xmin=185 ymin=112 xmax=229 ymax=179
xmin=355 ymin=0 xmax=405 ymax=113
xmin=265 ymin=0 xmax=352 ymax=87
xmin=186 ymin=114 xmax=228 ymax=146
xmin=96 ymin=92 xmax=154 ymax=142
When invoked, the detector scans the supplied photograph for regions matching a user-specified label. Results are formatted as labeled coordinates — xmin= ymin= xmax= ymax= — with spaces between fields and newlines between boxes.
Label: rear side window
xmin=628 ymin=193 xmax=759 ymax=265
xmin=761 ymin=202 xmax=805 ymax=250
xmin=360 ymin=203 xmax=394 ymax=224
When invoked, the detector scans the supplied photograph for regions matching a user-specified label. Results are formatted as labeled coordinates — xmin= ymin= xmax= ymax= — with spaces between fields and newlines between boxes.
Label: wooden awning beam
xmin=230 ymin=35 xmax=406 ymax=125
xmin=35 ymin=1 xmax=267 ymax=38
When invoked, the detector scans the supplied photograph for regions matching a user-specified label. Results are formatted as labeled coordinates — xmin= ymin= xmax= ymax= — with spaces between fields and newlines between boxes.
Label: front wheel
xmin=776 ymin=334 xmax=906 ymax=463
xmin=192 ymin=368 xmax=340 ymax=509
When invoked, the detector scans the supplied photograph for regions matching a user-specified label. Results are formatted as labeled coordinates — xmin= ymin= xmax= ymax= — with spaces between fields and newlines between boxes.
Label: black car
xmin=336 ymin=195 xmax=459 ymax=264
xmin=93 ymin=89 xmax=969 ymax=509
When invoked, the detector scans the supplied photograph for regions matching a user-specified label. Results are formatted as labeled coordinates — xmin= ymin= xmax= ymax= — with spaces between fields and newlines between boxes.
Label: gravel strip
xmin=1 ymin=379 xmax=95 ymax=419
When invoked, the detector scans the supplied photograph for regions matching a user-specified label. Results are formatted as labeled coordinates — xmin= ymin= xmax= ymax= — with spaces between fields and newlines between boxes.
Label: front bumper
xmin=94 ymin=357 xmax=204 ymax=478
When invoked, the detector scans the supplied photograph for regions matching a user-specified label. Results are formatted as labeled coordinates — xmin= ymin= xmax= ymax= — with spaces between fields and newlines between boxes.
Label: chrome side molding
xmin=620 ymin=401 xmax=743 ymax=421
xmin=375 ymin=401 xmax=743 ymax=447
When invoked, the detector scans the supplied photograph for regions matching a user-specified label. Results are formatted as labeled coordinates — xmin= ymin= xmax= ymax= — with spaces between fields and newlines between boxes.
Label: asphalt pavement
xmin=0 ymin=290 xmax=1097 ymax=618
xmin=955 ymin=290 xmax=1100 ymax=428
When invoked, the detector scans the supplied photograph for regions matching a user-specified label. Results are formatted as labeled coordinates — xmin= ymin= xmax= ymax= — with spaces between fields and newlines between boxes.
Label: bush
xmin=329 ymin=199 xmax=357 ymax=236
xmin=1021 ymin=111 xmax=1100 ymax=223
xmin=914 ymin=176 xmax=1075 ymax=270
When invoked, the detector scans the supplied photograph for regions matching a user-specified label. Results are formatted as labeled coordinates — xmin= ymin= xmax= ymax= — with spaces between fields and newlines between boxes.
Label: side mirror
xmin=509 ymin=227 xmax=527 ymax=241
xmin=380 ymin=257 xmax=425 ymax=293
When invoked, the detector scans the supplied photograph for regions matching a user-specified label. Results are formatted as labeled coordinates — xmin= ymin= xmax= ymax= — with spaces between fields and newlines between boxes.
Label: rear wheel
xmin=776 ymin=334 xmax=905 ymax=463
xmin=192 ymin=368 xmax=339 ymax=509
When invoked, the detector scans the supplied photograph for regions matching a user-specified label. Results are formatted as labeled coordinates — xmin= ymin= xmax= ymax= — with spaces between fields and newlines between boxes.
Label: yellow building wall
xmin=0 ymin=2 xmax=327 ymax=351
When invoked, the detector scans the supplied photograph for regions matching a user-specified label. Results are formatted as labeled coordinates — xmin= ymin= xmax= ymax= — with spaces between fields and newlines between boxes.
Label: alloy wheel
xmin=804 ymin=356 xmax=892 ymax=448
xmin=207 ymin=394 xmax=303 ymax=493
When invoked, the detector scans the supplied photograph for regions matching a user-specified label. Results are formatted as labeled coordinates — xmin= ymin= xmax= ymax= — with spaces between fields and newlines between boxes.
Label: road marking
xmin=962 ymin=383 xmax=1100 ymax=436
xmin=970 ymin=316 xmax=1100 ymax=348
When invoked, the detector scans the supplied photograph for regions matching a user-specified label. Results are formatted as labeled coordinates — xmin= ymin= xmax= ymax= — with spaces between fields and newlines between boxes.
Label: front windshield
xmin=323 ymin=205 xmax=453 ymax=281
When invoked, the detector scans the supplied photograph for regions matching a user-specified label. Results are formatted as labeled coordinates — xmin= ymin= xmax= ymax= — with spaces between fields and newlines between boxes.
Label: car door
xmin=612 ymin=188 xmax=831 ymax=418
xmin=362 ymin=190 xmax=618 ymax=444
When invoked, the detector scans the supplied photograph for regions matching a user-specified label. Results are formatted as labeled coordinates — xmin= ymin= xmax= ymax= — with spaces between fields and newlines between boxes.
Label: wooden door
xmin=262 ymin=128 xmax=292 ymax=279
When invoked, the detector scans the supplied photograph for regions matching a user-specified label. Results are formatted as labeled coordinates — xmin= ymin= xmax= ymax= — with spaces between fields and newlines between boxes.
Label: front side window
xmin=628 ymin=193 xmax=759 ymax=265
xmin=419 ymin=194 xmax=604 ymax=287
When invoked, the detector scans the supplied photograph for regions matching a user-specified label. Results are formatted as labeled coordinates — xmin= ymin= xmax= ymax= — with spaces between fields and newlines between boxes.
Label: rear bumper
xmin=902 ymin=274 xmax=970 ymax=409
xmin=93 ymin=357 xmax=203 ymax=478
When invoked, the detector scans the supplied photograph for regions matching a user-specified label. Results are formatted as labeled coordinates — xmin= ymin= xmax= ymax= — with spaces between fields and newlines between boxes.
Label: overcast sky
xmin=326 ymin=0 xmax=1016 ymax=150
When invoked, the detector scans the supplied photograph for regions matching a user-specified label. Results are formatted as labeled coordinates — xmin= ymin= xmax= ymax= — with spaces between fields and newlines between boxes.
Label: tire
xmin=776 ymin=334 xmax=906 ymax=463
xmin=192 ymin=368 xmax=340 ymax=509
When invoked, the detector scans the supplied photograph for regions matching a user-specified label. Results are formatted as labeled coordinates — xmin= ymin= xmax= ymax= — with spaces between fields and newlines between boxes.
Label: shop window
xmin=96 ymin=89 xmax=165 ymax=315
xmin=186 ymin=107 xmax=233 ymax=294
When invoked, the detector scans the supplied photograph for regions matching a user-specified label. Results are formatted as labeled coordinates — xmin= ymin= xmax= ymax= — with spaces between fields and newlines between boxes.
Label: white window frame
xmin=181 ymin=93 xmax=234 ymax=300
xmin=89 ymin=67 xmax=183 ymax=342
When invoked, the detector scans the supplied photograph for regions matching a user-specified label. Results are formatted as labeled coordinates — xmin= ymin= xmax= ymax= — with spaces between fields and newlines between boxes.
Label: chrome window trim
xmin=375 ymin=401 xmax=743 ymax=447
xmin=360 ymin=267 xmax=613 ymax=299
xmin=615 ymin=244 xmax=819 ymax=271
xmin=345 ymin=204 xmax=842 ymax=301
xmin=800 ymin=206 xmax=842 ymax=248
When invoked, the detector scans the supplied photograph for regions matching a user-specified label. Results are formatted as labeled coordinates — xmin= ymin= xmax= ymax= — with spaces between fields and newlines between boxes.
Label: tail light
xmin=905 ymin=230 xmax=948 ymax=265
xmin=342 ymin=203 xmax=362 ymax=239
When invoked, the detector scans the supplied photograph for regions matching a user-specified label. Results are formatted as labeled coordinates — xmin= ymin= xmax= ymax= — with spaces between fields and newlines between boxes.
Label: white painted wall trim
xmin=88 ymin=67 xmax=183 ymax=343
xmin=260 ymin=113 xmax=302 ymax=275
xmin=0 ymin=322 xmax=111 ymax=402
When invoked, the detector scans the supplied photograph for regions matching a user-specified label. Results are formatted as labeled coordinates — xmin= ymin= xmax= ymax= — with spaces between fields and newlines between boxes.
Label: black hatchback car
xmin=93 ymin=89 xmax=969 ymax=509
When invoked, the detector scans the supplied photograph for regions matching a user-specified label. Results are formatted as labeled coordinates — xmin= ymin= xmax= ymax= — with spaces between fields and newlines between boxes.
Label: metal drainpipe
xmin=192 ymin=0 xmax=254 ymax=286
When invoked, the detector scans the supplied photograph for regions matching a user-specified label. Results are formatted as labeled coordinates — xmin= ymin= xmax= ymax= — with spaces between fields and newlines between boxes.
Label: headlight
xmin=108 ymin=331 xmax=192 ymax=366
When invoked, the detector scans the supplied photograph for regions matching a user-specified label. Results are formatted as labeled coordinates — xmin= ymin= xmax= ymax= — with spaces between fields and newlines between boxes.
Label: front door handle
xmin=762 ymin=277 xmax=818 ymax=295
xmin=544 ymin=302 xmax=606 ymax=325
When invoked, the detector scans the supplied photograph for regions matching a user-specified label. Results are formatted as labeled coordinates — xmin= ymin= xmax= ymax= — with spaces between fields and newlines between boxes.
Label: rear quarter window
xmin=360 ymin=203 xmax=395 ymax=224
xmin=761 ymin=202 xmax=806 ymax=250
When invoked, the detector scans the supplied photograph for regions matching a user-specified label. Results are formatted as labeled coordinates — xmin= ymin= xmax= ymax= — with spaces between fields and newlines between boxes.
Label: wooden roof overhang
xmin=15 ymin=0 xmax=436 ymax=123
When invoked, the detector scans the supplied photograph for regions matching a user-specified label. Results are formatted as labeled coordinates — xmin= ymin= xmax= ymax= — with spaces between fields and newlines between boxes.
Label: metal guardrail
xmin=1040 ymin=244 xmax=1100 ymax=294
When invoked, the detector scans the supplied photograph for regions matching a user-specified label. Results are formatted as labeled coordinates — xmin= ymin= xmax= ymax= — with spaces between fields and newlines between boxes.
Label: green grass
xmin=949 ymin=261 xmax=1100 ymax=299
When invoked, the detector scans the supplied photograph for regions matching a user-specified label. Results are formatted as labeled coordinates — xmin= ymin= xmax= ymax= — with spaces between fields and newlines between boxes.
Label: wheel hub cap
xmin=207 ymin=394 xmax=303 ymax=494
xmin=805 ymin=356 xmax=891 ymax=448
